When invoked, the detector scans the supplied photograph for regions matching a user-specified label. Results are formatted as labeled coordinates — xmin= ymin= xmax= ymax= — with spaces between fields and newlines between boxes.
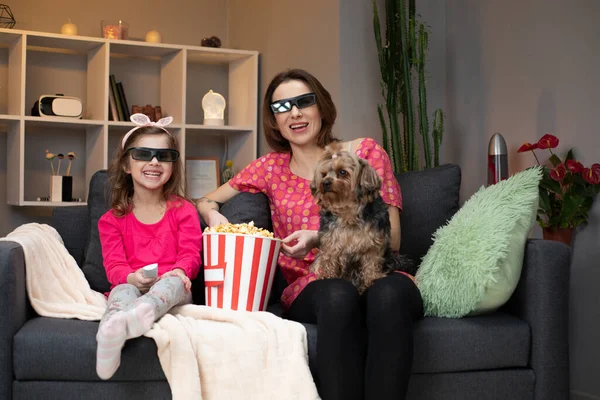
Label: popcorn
xmin=204 ymin=221 xmax=274 ymax=238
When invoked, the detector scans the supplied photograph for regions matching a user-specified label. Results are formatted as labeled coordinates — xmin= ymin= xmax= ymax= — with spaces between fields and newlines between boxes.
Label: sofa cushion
xmin=411 ymin=313 xmax=530 ymax=373
xmin=81 ymin=170 xmax=112 ymax=293
xmin=396 ymin=164 xmax=461 ymax=266
xmin=267 ymin=305 xmax=530 ymax=375
xmin=416 ymin=167 xmax=541 ymax=317
xmin=210 ymin=191 xmax=274 ymax=232
xmin=13 ymin=317 xmax=165 ymax=381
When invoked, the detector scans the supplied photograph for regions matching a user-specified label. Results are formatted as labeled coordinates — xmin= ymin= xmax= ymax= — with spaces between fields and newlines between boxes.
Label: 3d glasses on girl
xmin=270 ymin=93 xmax=316 ymax=114
xmin=127 ymin=147 xmax=180 ymax=162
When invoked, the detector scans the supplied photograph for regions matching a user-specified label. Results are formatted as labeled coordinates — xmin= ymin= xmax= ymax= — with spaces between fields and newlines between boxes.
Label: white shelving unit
xmin=0 ymin=28 xmax=258 ymax=207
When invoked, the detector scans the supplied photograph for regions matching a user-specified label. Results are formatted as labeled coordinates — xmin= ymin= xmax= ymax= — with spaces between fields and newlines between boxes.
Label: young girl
xmin=96 ymin=114 xmax=202 ymax=380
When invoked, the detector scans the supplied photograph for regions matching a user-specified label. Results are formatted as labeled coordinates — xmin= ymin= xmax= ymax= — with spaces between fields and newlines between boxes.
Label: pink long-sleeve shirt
xmin=98 ymin=197 xmax=202 ymax=289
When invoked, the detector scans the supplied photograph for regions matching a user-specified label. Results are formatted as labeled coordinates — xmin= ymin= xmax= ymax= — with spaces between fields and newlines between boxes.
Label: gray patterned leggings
xmin=99 ymin=276 xmax=191 ymax=328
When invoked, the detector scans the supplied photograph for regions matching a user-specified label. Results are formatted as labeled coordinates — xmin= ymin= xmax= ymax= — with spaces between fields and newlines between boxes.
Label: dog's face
xmin=311 ymin=144 xmax=382 ymax=211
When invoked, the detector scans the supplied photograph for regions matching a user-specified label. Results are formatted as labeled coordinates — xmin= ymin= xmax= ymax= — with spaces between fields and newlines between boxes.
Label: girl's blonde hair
xmin=107 ymin=126 xmax=186 ymax=216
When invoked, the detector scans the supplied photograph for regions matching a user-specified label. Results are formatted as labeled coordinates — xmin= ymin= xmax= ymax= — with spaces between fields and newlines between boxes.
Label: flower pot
xmin=542 ymin=227 xmax=575 ymax=246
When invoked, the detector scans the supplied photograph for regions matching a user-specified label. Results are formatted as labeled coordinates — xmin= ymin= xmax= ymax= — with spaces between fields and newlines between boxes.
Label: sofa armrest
xmin=52 ymin=206 xmax=90 ymax=266
xmin=503 ymin=238 xmax=571 ymax=400
xmin=0 ymin=241 xmax=30 ymax=400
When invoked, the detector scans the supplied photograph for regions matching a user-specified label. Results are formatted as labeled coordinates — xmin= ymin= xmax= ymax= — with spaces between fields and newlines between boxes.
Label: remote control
xmin=142 ymin=263 xmax=158 ymax=278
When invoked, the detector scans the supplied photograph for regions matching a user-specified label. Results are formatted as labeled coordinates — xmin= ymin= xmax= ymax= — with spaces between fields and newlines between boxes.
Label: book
xmin=117 ymin=82 xmax=130 ymax=120
xmin=109 ymin=74 xmax=124 ymax=121
xmin=108 ymin=90 xmax=118 ymax=121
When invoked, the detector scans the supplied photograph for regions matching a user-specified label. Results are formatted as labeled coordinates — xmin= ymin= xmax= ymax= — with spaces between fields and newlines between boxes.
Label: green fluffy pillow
xmin=415 ymin=167 xmax=542 ymax=318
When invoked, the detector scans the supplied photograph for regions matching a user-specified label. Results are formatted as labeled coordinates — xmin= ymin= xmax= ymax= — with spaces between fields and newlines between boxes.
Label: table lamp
xmin=202 ymin=90 xmax=226 ymax=126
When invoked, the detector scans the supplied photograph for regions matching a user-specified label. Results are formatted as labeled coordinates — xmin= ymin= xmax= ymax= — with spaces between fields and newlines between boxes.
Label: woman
xmin=196 ymin=68 xmax=423 ymax=400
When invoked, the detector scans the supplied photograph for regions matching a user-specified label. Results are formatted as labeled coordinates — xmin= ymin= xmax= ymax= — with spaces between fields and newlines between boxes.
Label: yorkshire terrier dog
xmin=310 ymin=144 xmax=414 ymax=294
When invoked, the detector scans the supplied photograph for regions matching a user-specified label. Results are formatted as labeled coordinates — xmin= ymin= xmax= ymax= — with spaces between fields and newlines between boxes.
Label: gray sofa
xmin=0 ymin=164 xmax=570 ymax=400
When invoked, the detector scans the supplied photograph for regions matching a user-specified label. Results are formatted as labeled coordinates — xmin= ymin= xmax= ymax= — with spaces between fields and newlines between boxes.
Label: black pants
xmin=286 ymin=272 xmax=423 ymax=400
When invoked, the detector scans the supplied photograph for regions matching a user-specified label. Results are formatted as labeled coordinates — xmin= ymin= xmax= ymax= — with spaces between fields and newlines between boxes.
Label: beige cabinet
xmin=0 ymin=28 xmax=258 ymax=206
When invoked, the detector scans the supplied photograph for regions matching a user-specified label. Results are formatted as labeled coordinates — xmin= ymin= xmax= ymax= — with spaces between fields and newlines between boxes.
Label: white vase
xmin=49 ymin=176 xmax=63 ymax=202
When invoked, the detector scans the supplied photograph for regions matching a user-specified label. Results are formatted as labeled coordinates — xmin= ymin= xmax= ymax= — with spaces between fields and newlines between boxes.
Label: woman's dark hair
xmin=262 ymin=68 xmax=338 ymax=152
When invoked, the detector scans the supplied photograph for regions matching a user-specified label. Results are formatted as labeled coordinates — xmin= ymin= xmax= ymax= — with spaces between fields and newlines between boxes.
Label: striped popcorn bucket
xmin=203 ymin=232 xmax=281 ymax=312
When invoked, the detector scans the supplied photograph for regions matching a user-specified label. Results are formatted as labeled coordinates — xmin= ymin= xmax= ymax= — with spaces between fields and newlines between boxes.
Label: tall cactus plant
xmin=373 ymin=0 xmax=445 ymax=173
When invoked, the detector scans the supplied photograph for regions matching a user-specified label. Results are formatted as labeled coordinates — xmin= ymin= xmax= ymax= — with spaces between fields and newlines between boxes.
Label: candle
xmin=102 ymin=20 xmax=129 ymax=40
xmin=60 ymin=18 xmax=78 ymax=36
xmin=145 ymin=29 xmax=162 ymax=43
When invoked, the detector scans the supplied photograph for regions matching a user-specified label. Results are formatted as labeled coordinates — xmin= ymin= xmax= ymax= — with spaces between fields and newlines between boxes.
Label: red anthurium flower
xmin=550 ymin=163 xmax=567 ymax=181
xmin=566 ymin=159 xmax=584 ymax=173
xmin=517 ymin=142 xmax=538 ymax=152
xmin=537 ymin=134 xmax=559 ymax=149
xmin=582 ymin=163 xmax=600 ymax=185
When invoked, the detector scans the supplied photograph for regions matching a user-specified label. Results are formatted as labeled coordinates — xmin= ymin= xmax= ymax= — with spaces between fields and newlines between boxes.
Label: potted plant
xmin=518 ymin=134 xmax=600 ymax=245
xmin=372 ymin=0 xmax=444 ymax=173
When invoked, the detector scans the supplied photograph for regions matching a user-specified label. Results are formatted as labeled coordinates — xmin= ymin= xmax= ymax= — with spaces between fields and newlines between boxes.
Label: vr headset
xmin=31 ymin=94 xmax=83 ymax=118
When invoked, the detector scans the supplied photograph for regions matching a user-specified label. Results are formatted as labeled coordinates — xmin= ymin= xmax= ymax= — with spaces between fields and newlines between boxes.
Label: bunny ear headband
xmin=121 ymin=113 xmax=174 ymax=149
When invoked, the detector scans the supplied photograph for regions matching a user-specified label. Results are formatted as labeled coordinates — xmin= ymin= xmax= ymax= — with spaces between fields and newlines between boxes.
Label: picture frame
xmin=186 ymin=157 xmax=220 ymax=199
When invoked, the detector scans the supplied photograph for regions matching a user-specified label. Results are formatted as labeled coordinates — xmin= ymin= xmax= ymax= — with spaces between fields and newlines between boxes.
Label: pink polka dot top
xmin=229 ymin=137 xmax=402 ymax=311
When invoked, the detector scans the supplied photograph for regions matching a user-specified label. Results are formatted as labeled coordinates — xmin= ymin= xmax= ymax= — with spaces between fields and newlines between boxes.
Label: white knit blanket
xmin=2 ymin=223 xmax=319 ymax=400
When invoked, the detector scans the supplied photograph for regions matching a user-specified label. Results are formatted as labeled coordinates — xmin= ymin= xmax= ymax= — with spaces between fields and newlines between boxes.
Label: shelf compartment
xmin=25 ymin=39 xmax=108 ymax=120
xmin=0 ymin=30 xmax=25 ymax=116
xmin=109 ymin=45 xmax=185 ymax=124
xmin=20 ymin=124 xmax=106 ymax=205
xmin=185 ymin=61 xmax=229 ymax=125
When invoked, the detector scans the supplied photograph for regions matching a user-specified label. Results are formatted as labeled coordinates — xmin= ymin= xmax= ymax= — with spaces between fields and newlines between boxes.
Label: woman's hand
xmin=281 ymin=230 xmax=319 ymax=259
xmin=204 ymin=209 xmax=229 ymax=228
xmin=127 ymin=269 xmax=158 ymax=293
xmin=161 ymin=268 xmax=192 ymax=291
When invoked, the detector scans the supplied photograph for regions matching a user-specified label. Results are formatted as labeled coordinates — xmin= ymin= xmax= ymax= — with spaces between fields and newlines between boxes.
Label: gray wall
xmin=228 ymin=0 xmax=341 ymax=156
xmin=339 ymin=0 xmax=446 ymax=149
xmin=446 ymin=1 xmax=600 ymax=398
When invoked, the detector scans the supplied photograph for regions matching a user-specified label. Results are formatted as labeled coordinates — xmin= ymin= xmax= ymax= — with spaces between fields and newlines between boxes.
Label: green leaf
xmin=559 ymin=193 xmax=585 ymax=225
xmin=539 ymin=169 xmax=563 ymax=195
xmin=549 ymin=154 xmax=562 ymax=167
xmin=538 ymin=186 xmax=551 ymax=213
xmin=565 ymin=148 xmax=575 ymax=162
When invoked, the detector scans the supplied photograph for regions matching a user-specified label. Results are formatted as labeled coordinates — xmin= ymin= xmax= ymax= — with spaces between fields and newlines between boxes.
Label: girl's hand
xmin=161 ymin=268 xmax=192 ymax=292
xmin=205 ymin=209 xmax=229 ymax=228
xmin=281 ymin=230 xmax=319 ymax=259
xmin=127 ymin=269 xmax=158 ymax=293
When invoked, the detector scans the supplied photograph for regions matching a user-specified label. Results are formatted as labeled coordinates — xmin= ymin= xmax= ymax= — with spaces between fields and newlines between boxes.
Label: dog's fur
xmin=310 ymin=143 xmax=414 ymax=293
